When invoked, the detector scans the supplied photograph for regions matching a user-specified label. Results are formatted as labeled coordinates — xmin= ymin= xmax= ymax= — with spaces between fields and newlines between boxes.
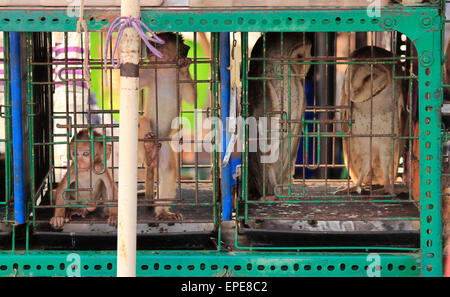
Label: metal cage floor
xmin=31 ymin=183 xmax=218 ymax=250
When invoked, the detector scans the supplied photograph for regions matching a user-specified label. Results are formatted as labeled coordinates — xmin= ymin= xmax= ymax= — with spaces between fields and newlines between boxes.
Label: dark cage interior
xmin=237 ymin=31 xmax=420 ymax=250
xmin=0 ymin=32 xmax=12 ymax=248
xmin=26 ymin=32 xmax=221 ymax=250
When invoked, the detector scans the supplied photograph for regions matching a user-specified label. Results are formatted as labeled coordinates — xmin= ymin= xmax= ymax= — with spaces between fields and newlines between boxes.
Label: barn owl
xmin=247 ymin=32 xmax=312 ymax=200
xmin=339 ymin=46 xmax=406 ymax=195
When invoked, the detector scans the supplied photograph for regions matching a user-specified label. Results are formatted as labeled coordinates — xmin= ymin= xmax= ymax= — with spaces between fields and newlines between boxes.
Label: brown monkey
xmin=50 ymin=129 xmax=118 ymax=229
xmin=137 ymin=116 xmax=182 ymax=220
xmin=247 ymin=32 xmax=312 ymax=200
xmin=138 ymin=32 xmax=193 ymax=220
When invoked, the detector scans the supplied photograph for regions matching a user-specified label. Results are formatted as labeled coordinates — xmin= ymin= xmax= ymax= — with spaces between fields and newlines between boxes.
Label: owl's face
xmin=345 ymin=63 xmax=391 ymax=103
xmin=289 ymin=42 xmax=312 ymax=79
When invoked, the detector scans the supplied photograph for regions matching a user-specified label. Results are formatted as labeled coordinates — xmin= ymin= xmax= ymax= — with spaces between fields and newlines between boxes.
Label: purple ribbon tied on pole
xmin=103 ymin=16 xmax=165 ymax=85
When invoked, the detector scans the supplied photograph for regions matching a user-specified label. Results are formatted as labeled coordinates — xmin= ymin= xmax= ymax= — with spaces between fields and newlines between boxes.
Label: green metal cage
xmin=0 ymin=2 xmax=446 ymax=277
xmin=237 ymin=30 xmax=420 ymax=246
xmin=21 ymin=30 xmax=222 ymax=251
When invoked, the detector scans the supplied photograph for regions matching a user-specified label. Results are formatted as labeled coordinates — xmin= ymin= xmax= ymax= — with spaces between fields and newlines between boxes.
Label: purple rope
xmin=103 ymin=16 xmax=165 ymax=85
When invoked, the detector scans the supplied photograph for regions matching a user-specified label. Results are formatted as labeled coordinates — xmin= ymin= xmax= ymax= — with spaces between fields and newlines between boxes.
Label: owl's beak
xmin=351 ymin=87 xmax=362 ymax=99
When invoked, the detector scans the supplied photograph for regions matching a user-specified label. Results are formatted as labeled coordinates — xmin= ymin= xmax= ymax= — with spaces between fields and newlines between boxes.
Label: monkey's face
xmin=71 ymin=143 xmax=93 ymax=171
xmin=148 ymin=39 xmax=191 ymax=65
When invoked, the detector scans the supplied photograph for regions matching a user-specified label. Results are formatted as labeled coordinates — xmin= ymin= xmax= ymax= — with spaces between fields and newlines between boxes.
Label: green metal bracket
xmin=0 ymin=251 xmax=421 ymax=277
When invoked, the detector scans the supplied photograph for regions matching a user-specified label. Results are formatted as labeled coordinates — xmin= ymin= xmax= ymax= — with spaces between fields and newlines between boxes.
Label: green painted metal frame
xmin=0 ymin=250 xmax=421 ymax=277
xmin=0 ymin=6 xmax=444 ymax=276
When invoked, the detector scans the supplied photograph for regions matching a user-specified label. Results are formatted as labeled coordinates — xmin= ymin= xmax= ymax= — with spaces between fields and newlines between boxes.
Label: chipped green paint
xmin=0 ymin=251 xmax=421 ymax=277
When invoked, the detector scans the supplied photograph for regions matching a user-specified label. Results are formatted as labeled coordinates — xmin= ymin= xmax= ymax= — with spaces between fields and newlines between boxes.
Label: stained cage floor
xmin=240 ymin=181 xmax=420 ymax=250
xmin=0 ymin=206 xmax=13 ymax=250
xmin=31 ymin=183 xmax=218 ymax=250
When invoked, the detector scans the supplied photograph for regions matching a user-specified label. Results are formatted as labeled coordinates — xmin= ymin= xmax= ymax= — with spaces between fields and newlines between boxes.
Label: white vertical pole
xmin=117 ymin=0 xmax=140 ymax=277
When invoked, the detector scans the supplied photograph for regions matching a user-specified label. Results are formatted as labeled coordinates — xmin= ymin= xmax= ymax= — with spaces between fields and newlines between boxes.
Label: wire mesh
xmin=0 ymin=3 xmax=445 ymax=276
xmin=237 ymin=31 xmax=421 ymax=251
xmin=24 ymin=31 xmax=221 ymax=249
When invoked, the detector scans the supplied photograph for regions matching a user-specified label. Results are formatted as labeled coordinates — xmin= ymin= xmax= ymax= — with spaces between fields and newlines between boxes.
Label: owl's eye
xmin=363 ymin=73 xmax=379 ymax=84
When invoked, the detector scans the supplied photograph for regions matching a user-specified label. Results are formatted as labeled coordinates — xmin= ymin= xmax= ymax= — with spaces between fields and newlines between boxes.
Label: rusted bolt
xmin=423 ymin=18 xmax=431 ymax=26
xmin=383 ymin=17 xmax=394 ymax=29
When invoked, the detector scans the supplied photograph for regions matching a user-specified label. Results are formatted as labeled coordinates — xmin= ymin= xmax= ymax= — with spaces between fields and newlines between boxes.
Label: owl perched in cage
xmin=339 ymin=46 xmax=407 ymax=195
xmin=247 ymin=32 xmax=312 ymax=200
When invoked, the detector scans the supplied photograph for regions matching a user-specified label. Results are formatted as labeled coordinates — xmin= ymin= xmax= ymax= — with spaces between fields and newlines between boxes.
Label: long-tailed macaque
xmin=50 ymin=129 xmax=118 ymax=229
xmin=138 ymin=32 xmax=194 ymax=220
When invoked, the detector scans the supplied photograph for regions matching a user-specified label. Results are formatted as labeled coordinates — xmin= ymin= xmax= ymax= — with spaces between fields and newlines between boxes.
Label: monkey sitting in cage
xmin=138 ymin=32 xmax=195 ymax=220
xmin=50 ymin=129 xmax=118 ymax=229
xmin=337 ymin=46 xmax=407 ymax=195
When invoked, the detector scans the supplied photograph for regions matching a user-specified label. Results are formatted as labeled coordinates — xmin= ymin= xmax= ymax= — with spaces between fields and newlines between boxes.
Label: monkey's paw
xmin=178 ymin=57 xmax=192 ymax=68
xmin=50 ymin=216 xmax=65 ymax=230
xmin=107 ymin=216 xmax=117 ymax=227
xmin=68 ymin=208 xmax=90 ymax=219
xmin=155 ymin=209 xmax=183 ymax=221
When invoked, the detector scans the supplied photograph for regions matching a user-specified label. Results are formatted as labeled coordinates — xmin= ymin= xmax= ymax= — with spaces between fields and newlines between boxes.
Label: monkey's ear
xmin=69 ymin=143 xmax=75 ymax=160
xmin=105 ymin=144 xmax=112 ymax=161
xmin=179 ymin=57 xmax=192 ymax=70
